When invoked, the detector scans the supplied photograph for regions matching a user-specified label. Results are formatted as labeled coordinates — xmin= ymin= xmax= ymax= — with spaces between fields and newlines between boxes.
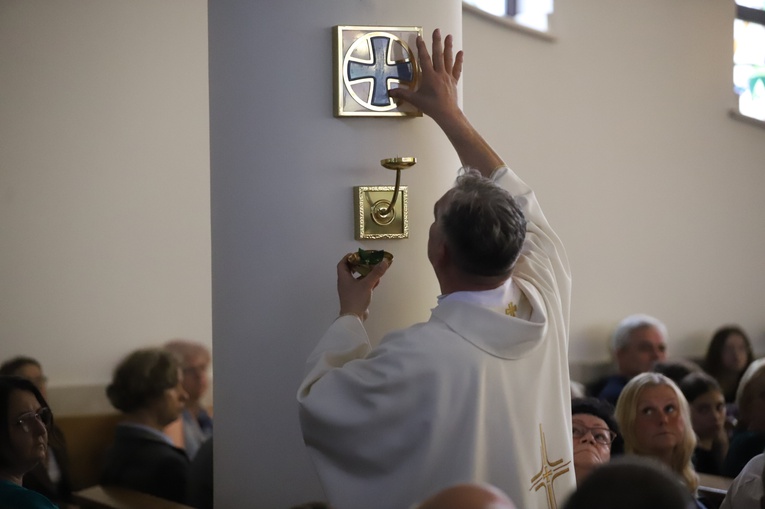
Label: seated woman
xmin=723 ymin=358 xmax=765 ymax=478
xmin=0 ymin=376 xmax=58 ymax=509
xmin=0 ymin=356 xmax=73 ymax=507
xmin=678 ymin=372 xmax=728 ymax=476
xmin=704 ymin=326 xmax=753 ymax=405
xmin=101 ymin=348 xmax=190 ymax=503
xmin=571 ymin=397 xmax=620 ymax=484
xmin=615 ymin=372 xmax=703 ymax=505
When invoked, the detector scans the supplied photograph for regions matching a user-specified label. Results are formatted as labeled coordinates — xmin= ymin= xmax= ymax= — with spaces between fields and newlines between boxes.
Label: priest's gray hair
xmin=611 ymin=314 xmax=668 ymax=352
xmin=440 ymin=167 xmax=526 ymax=278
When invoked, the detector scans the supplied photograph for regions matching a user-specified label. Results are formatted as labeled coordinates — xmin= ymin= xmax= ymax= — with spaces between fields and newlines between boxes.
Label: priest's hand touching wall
xmin=389 ymin=28 xmax=504 ymax=178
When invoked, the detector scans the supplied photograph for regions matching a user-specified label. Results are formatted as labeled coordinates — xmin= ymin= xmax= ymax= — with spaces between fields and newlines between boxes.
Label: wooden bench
xmin=56 ymin=413 xmax=123 ymax=490
xmin=56 ymin=413 xmax=187 ymax=490
xmin=697 ymin=473 xmax=733 ymax=509
xmin=73 ymin=485 xmax=195 ymax=509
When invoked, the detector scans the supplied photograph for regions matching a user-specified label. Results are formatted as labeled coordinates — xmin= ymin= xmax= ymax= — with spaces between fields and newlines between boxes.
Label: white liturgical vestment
xmin=298 ymin=167 xmax=574 ymax=509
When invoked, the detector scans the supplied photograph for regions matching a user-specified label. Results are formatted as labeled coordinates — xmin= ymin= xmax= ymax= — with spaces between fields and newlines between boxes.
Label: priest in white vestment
xmin=298 ymin=29 xmax=575 ymax=509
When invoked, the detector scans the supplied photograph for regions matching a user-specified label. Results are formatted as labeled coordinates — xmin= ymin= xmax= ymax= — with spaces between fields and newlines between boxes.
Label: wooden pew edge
xmin=73 ymin=485 xmax=195 ymax=509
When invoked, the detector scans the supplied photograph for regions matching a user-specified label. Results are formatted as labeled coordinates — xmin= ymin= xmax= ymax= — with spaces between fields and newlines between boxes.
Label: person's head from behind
xmin=678 ymin=372 xmax=726 ymax=445
xmin=615 ymin=372 xmax=697 ymax=491
xmin=164 ymin=339 xmax=211 ymax=405
xmin=571 ymin=397 xmax=619 ymax=484
xmin=563 ymin=456 xmax=696 ymax=509
xmin=706 ymin=325 xmax=753 ymax=376
xmin=106 ymin=348 xmax=187 ymax=427
xmin=612 ymin=314 xmax=668 ymax=379
xmin=736 ymin=358 xmax=765 ymax=433
xmin=653 ymin=358 xmax=701 ymax=387
xmin=0 ymin=376 xmax=52 ymax=478
xmin=414 ymin=482 xmax=516 ymax=509
xmin=428 ymin=169 xmax=526 ymax=291
xmin=0 ymin=356 xmax=48 ymax=400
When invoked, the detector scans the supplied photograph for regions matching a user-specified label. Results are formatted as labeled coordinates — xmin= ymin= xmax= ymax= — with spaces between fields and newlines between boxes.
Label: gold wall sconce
xmin=354 ymin=157 xmax=415 ymax=239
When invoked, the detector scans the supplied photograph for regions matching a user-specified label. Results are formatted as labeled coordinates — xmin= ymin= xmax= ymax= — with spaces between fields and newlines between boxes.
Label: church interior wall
xmin=2 ymin=0 xmax=764 ymax=506
xmin=0 ymin=0 xmax=212 ymax=405
xmin=463 ymin=0 xmax=765 ymax=368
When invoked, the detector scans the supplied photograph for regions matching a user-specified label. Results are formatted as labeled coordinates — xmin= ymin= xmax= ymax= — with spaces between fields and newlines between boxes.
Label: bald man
xmin=415 ymin=483 xmax=516 ymax=509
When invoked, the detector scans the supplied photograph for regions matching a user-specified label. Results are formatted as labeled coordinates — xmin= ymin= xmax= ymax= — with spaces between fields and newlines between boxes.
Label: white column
xmin=209 ymin=1 xmax=463 ymax=506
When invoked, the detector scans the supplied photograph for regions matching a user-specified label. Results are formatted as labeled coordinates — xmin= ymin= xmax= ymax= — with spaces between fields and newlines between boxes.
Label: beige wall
xmin=0 ymin=0 xmax=212 ymax=398
xmin=463 ymin=1 xmax=765 ymax=365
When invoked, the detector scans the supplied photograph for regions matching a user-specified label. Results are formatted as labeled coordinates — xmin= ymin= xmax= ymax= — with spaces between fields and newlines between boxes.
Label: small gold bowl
xmin=347 ymin=249 xmax=394 ymax=277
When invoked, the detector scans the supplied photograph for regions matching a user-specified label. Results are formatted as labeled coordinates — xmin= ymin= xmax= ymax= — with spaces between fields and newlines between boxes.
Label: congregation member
xmin=704 ymin=326 xmax=753 ymax=404
xmin=720 ymin=453 xmax=764 ymax=509
xmin=655 ymin=359 xmax=703 ymax=386
xmin=724 ymin=359 xmax=765 ymax=478
xmin=0 ymin=357 xmax=72 ymax=508
xmin=615 ymin=373 xmax=704 ymax=505
xmin=563 ymin=456 xmax=697 ymax=509
xmin=164 ymin=339 xmax=213 ymax=460
xmin=298 ymin=29 xmax=574 ymax=509
xmin=187 ymin=437 xmax=213 ymax=509
xmin=415 ymin=483 xmax=517 ymax=509
xmin=596 ymin=314 xmax=668 ymax=406
xmin=679 ymin=372 xmax=728 ymax=476
xmin=571 ymin=397 xmax=620 ymax=484
xmin=0 ymin=376 xmax=58 ymax=509
xmin=101 ymin=348 xmax=191 ymax=504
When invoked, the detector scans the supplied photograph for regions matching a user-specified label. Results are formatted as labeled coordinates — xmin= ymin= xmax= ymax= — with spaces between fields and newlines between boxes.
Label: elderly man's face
xmin=616 ymin=326 xmax=667 ymax=378
xmin=181 ymin=354 xmax=210 ymax=403
xmin=572 ymin=413 xmax=612 ymax=482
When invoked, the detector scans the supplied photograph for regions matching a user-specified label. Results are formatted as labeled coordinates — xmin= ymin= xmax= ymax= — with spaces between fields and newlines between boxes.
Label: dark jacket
xmin=101 ymin=423 xmax=190 ymax=504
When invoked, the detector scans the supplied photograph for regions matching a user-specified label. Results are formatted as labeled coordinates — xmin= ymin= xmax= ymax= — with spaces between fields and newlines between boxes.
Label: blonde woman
xmin=615 ymin=372 xmax=701 ymax=503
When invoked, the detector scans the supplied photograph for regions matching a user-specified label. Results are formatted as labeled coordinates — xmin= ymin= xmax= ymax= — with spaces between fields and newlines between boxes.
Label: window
xmin=734 ymin=1 xmax=765 ymax=121
xmin=463 ymin=0 xmax=554 ymax=32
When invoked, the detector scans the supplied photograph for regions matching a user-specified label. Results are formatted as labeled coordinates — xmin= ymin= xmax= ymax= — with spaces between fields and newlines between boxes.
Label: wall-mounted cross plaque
xmin=334 ymin=26 xmax=422 ymax=117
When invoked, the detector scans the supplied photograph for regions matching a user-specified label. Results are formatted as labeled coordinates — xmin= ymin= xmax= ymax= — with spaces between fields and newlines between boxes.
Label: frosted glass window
xmin=464 ymin=0 xmax=553 ymax=32
xmin=464 ymin=0 xmax=507 ymax=17
xmin=734 ymin=2 xmax=765 ymax=121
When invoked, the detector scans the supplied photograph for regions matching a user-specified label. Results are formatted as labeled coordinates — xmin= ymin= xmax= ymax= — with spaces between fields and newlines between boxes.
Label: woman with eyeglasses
xmin=0 ymin=375 xmax=58 ymax=508
xmin=0 ymin=356 xmax=73 ymax=507
xmin=615 ymin=373 xmax=707 ymax=508
xmin=571 ymin=397 xmax=620 ymax=484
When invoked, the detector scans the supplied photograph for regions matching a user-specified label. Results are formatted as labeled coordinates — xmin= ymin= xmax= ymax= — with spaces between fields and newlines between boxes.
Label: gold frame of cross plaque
xmin=334 ymin=25 xmax=422 ymax=117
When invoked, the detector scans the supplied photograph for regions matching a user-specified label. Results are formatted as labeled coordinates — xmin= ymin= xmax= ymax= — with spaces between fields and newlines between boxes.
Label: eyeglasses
xmin=572 ymin=424 xmax=616 ymax=445
xmin=14 ymin=407 xmax=52 ymax=433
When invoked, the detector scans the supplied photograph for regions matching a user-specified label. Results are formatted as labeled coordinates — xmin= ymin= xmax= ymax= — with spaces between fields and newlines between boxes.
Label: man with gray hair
xmin=164 ymin=339 xmax=213 ymax=460
xmin=597 ymin=314 xmax=668 ymax=406
xmin=298 ymin=29 xmax=574 ymax=509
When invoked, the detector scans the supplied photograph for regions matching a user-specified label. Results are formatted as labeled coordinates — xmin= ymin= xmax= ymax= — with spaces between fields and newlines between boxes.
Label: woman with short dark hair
xmin=101 ymin=348 xmax=190 ymax=503
xmin=571 ymin=397 xmax=620 ymax=484
xmin=0 ymin=375 xmax=58 ymax=508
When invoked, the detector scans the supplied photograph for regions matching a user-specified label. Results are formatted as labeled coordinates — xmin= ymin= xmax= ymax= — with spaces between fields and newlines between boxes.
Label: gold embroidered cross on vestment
xmin=529 ymin=423 xmax=571 ymax=509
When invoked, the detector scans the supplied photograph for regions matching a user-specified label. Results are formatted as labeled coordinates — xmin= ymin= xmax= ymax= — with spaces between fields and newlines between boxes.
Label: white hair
xmin=611 ymin=314 xmax=668 ymax=352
